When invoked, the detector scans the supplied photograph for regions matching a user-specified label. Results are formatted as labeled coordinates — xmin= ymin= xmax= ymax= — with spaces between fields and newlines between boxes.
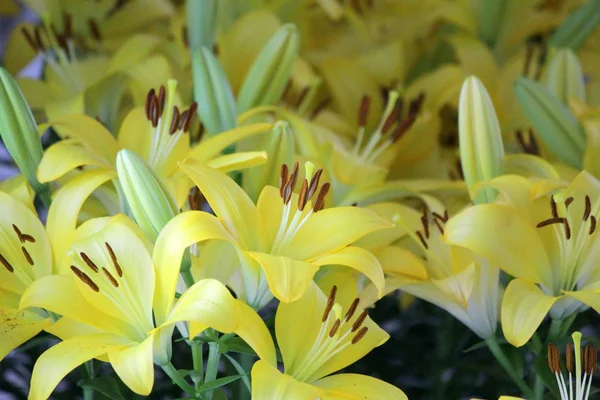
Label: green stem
xmin=162 ymin=363 xmax=196 ymax=397
xmin=238 ymin=353 xmax=254 ymax=400
xmin=191 ymin=341 xmax=204 ymax=389
xmin=204 ymin=342 xmax=221 ymax=400
xmin=181 ymin=268 xmax=195 ymax=289
xmin=530 ymin=333 xmax=543 ymax=354
xmin=485 ymin=336 xmax=535 ymax=399
xmin=534 ymin=375 xmax=545 ymax=400
xmin=38 ymin=186 xmax=52 ymax=209
xmin=547 ymin=318 xmax=564 ymax=343
xmin=83 ymin=360 xmax=95 ymax=400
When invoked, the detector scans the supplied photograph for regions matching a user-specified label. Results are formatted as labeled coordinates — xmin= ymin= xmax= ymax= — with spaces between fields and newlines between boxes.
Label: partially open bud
xmin=243 ymin=121 xmax=295 ymax=201
xmin=116 ymin=149 xmax=178 ymax=242
xmin=192 ymin=47 xmax=237 ymax=136
xmin=236 ymin=24 xmax=299 ymax=113
xmin=458 ymin=76 xmax=504 ymax=204
xmin=550 ymin=0 xmax=600 ymax=51
xmin=515 ymin=77 xmax=586 ymax=168
xmin=0 ymin=67 xmax=50 ymax=205
xmin=545 ymin=48 xmax=586 ymax=104
xmin=186 ymin=0 xmax=218 ymax=51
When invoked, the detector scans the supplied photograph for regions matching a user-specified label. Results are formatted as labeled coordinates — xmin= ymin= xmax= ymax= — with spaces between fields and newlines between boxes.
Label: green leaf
xmin=550 ymin=0 xmax=600 ymax=51
xmin=196 ymin=374 xmax=248 ymax=394
xmin=223 ymin=353 xmax=252 ymax=394
xmin=78 ymin=377 xmax=127 ymax=400
xmin=463 ymin=337 xmax=508 ymax=353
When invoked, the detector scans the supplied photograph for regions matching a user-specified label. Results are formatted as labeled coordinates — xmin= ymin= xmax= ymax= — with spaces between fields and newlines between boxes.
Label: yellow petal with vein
xmin=205 ymin=151 xmax=267 ymax=174
xmin=251 ymin=360 xmax=323 ymax=400
xmin=315 ymin=373 xmax=408 ymax=400
xmin=0 ymin=308 xmax=50 ymax=361
xmin=108 ymin=336 xmax=154 ymax=395
xmin=188 ymin=123 xmax=272 ymax=162
xmin=37 ymin=141 xmax=113 ymax=183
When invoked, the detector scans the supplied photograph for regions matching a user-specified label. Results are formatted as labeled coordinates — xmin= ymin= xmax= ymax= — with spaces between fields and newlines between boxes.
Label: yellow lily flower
xmin=179 ymin=159 xmax=390 ymax=307
xmin=444 ymin=172 xmax=600 ymax=347
xmin=0 ymin=190 xmax=53 ymax=361
xmin=357 ymin=202 xmax=501 ymax=339
xmin=251 ymin=281 xmax=408 ymax=399
xmin=20 ymin=216 xmax=275 ymax=399
xmin=37 ymin=80 xmax=270 ymax=207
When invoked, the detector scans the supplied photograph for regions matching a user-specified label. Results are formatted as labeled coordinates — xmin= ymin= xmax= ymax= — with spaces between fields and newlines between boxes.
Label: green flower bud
xmin=192 ymin=47 xmax=237 ymax=135
xmin=186 ymin=0 xmax=218 ymax=51
xmin=243 ymin=120 xmax=295 ymax=201
xmin=515 ymin=77 xmax=585 ymax=168
xmin=0 ymin=67 xmax=49 ymax=205
xmin=550 ymin=0 xmax=600 ymax=51
xmin=236 ymin=24 xmax=299 ymax=113
xmin=116 ymin=149 xmax=178 ymax=241
xmin=458 ymin=76 xmax=504 ymax=204
xmin=545 ymin=48 xmax=586 ymax=104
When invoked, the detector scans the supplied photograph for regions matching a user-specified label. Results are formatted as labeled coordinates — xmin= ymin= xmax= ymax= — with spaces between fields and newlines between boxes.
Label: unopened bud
xmin=545 ymin=48 xmax=585 ymax=104
xmin=550 ymin=0 xmax=600 ymax=51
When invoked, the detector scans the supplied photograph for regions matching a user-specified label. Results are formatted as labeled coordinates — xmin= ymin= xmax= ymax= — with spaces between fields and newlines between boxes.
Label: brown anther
xmin=295 ymin=87 xmax=309 ymax=108
xmin=351 ymin=202 xmax=358 ymax=207
xmin=566 ymin=343 xmax=574 ymax=373
xmin=21 ymin=247 xmax=34 ymax=266
xmin=0 ymin=253 xmax=14 ymax=273
xmin=358 ymin=95 xmax=371 ymax=127
xmin=421 ymin=209 xmax=430 ymax=239
xmin=565 ymin=220 xmax=572 ymax=240
xmin=281 ymin=80 xmax=293 ymax=101
xmin=551 ymin=197 xmax=558 ymax=218
xmin=21 ymin=233 xmax=35 ymax=243
xmin=70 ymin=265 xmax=99 ymax=292
xmin=409 ymin=93 xmax=425 ymax=116
xmin=80 ymin=252 xmax=99 ymax=273
xmin=584 ymin=344 xmax=597 ymax=375
xmin=416 ymin=230 xmax=428 ymax=249
xmin=310 ymin=96 xmax=330 ymax=119
xmin=157 ymin=85 xmax=166 ymax=116
xmin=150 ymin=95 xmax=159 ymax=128
xmin=185 ymin=102 xmax=198 ymax=132
xmin=283 ymin=181 xmax=293 ymax=205
xmin=307 ymin=169 xmax=324 ymax=200
xmin=381 ymin=103 xmax=400 ymax=134
xmin=584 ymin=195 xmax=591 ymax=221
xmin=88 ymin=19 xmax=101 ymax=41
xmin=170 ymin=106 xmax=180 ymax=135
xmin=196 ymin=123 xmax=205 ymax=142
xmin=145 ymin=89 xmax=155 ymax=121
xmin=181 ymin=25 xmax=189 ymax=48
xmin=178 ymin=110 xmax=189 ymax=131
xmin=535 ymin=44 xmax=548 ymax=81
xmin=344 ymin=298 xmax=360 ymax=322
xmin=12 ymin=224 xmax=22 ymax=239
xmin=102 ymin=267 xmax=119 ymax=288
xmin=433 ymin=210 xmax=449 ymax=223
xmin=298 ymin=179 xmax=309 ymax=211
xmin=322 ymin=285 xmax=337 ymax=322
xmin=590 ymin=216 xmax=597 ymax=235
xmin=63 ymin=13 xmax=73 ymax=38
xmin=312 ymin=182 xmax=330 ymax=213
xmin=351 ymin=309 xmax=368 ymax=332
xmin=105 ymin=243 xmax=123 ymax=277
xmin=351 ymin=326 xmax=369 ymax=344
xmin=289 ymin=161 xmax=300 ymax=192
xmin=51 ymin=25 xmax=67 ymax=53
xmin=21 ymin=27 xmax=39 ymax=51
xmin=390 ymin=114 xmax=416 ymax=142
xmin=433 ymin=218 xmax=445 ymax=235
xmin=565 ymin=197 xmax=574 ymax=209
xmin=524 ymin=41 xmax=535 ymax=77
xmin=34 ymin=26 xmax=45 ymax=51
xmin=328 ymin=319 xmax=341 ymax=337
xmin=188 ymin=187 xmax=204 ymax=211
xmin=279 ymin=164 xmax=289 ymax=198
xmin=547 ymin=343 xmax=561 ymax=374
xmin=536 ymin=217 xmax=565 ymax=228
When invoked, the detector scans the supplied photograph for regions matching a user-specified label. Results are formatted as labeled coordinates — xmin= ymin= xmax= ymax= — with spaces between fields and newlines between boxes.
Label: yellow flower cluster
xmin=1 ymin=0 xmax=600 ymax=399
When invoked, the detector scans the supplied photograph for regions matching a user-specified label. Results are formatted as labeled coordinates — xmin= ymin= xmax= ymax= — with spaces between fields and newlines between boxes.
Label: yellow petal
xmin=251 ymin=359 xmax=323 ymax=399
xmin=378 ymin=246 xmax=428 ymax=280
xmin=444 ymin=204 xmax=552 ymax=285
xmin=101 ymin=0 xmax=174 ymax=37
xmin=108 ymin=335 xmax=154 ymax=396
xmin=45 ymin=93 xmax=85 ymax=122
xmin=563 ymin=290 xmax=600 ymax=315
xmin=164 ymin=279 xmax=239 ymax=333
xmin=45 ymin=115 xmax=119 ymax=161
xmin=0 ymin=308 xmax=50 ymax=361
xmin=501 ymin=279 xmax=558 ymax=347
xmin=187 ymin=123 xmax=272 ymax=162
xmin=37 ymin=140 xmax=113 ymax=183
xmin=283 ymin=207 xmax=392 ymax=261
xmin=46 ymin=170 xmax=116 ymax=272
xmin=315 ymin=373 xmax=408 ymax=400
xmin=205 ymin=151 xmax=267 ymax=174
xmin=232 ymin=301 xmax=276 ymax=366
xmin=117 ymin=107 xmax=151 ymax=161
xmin=504 ymin=154 xmax=561 ymax=179
xmin=179 ymin=159 xmax=263 ymax=250
xmin=28 ymin=333 xmax=130 ymax=400
xmin=256 ymin=186 xmax=284 ymax=247
xmin=312 ymin=247 xmax=385 ymax=298
xmin=153 ymin=211 xmax=234 ymax=323
xmin=20 ymin=275 xmax=136 ymax=338
xmin=3 ymin=23 xmax=38 ymax=75
xmin=16 ymin=78 xmax=52 ymax=109
xmin=248 ymin=251 xmax=320 ymax=303
xmin=108 ymin=34 xmax=161 ymax=74
xmin=0 ymin=174 xmax=35 ymax=212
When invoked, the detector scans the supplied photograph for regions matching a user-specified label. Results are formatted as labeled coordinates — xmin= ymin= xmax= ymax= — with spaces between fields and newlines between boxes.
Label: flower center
xmin=143 ymin=81 xmax=198 ymax=174
xmin=289 ymin=285 xmax=370 ymax=382
xmin=270 ymin=162 xmax=330 ymax=255
xmin=548 ymin=332 xmax=597 ymax=400
xmin=21 ymin=16 xmax=92 ymax=96
xmin=352 ymin=91 xmax=423 ymax=164
xmin=535 ymin=194 xmax=596 ymax=293
xmin=411 ymin=208 xmax=453 ymax=279
xmin=69 ymin=242 xmax=153 ymax=336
